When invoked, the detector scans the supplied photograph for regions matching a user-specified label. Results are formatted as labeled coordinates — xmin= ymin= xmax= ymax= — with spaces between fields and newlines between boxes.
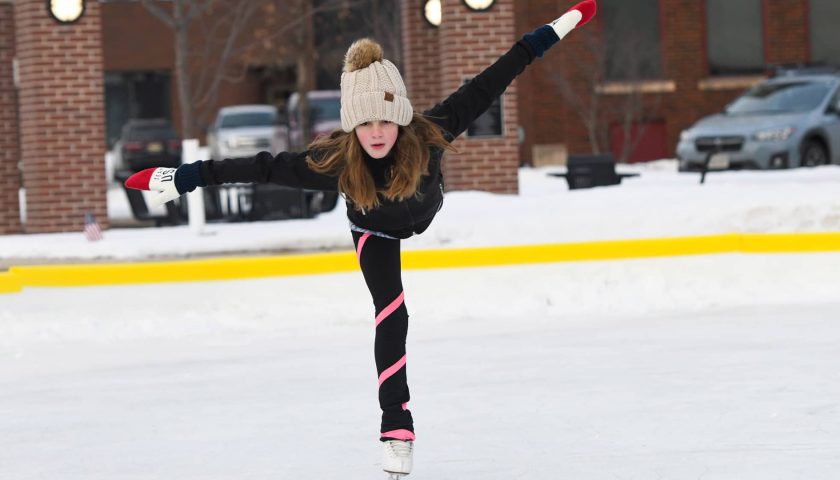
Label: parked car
xmin=207 ymin=104 xmax=287 ymax=160
xmin=207 ymin=102 xmax=339 ymax=217
xmin=287 ymin=90 xmax=342 ymax=151
xmin=112 ymin=119 xmax=181 ymax=178
xmin=677 ymin=69 xmax=840 ymax=171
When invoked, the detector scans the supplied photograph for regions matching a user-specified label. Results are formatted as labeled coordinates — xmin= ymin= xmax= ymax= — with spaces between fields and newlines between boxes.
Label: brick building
xmin=2 ymin=0 xmax=107 ymax=234
xmin=403 ymin=0 xmax=837 ymax=194
xmin=1 ymin=0 xmax=838 ymax=234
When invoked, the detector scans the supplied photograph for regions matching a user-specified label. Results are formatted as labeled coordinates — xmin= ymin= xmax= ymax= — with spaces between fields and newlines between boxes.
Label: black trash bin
xmin=550 ymin=154 xmax=640 ymax=190
xmin=566 ymin=154 xmax=622 ymax=189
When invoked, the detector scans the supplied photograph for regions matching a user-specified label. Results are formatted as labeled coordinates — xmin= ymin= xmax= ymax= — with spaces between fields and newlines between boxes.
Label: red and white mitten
xmin=523 ymin=0 xmax=597 ymax=57
xmin=550 ymin=0 xmax=597 ymax=40
xmin=125 ymin=167 xmax=181 ymax=207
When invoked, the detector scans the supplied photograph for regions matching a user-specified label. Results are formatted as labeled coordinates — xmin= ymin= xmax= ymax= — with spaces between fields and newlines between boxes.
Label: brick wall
xmin=764 ymin=0 xmax=810 ymax=66
xmin=15 ymin=0 xmax=107 ymax=233
xmin=0 ymin=1 xmax=21 ymax=234
xmin=439 ymin=0 xmax=519 ymax=193
xmin=513 ymin=0 xmax=571 ymax=165
xmin=658 ymin=0 xmax=710 ymax=156
xmin=401 ymin=0 xmax=441 ymax=113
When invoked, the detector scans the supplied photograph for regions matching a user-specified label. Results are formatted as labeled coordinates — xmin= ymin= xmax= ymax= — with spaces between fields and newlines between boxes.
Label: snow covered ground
xmin=2 ymin=161 xmax=840 ymax=262
xmin=2 ymin=161 xmax=840 ymax=479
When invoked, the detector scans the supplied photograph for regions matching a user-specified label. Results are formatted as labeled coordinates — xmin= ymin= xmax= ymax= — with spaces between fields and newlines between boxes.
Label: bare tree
xmin=553 ymin=28 xmax=606 ymax=155
xmin=293 ymin=0 xmax=315 ymax=148
xmin=138 ymin=0 xmax=359 ymax=140
xmin=138 ymin=0 xmax=268 ymax=138
xmin=552 ymin=27 xmax=663 ymax=162
xmin=365 ymin=0 xmax=402 ymax=66
xmin=290 ymin=0 xmax=400 ymax=146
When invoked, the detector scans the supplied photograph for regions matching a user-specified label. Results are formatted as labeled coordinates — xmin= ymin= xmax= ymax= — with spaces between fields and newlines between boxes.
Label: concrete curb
xmin=2 ymin=232 xmax=839 ymax=295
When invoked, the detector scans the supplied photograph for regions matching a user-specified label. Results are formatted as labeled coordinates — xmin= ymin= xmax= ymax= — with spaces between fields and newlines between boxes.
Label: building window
xmin=104 ymin=71 xmax=171 ymax=148
xmin=601 ymin=0 xmax=662 ymax=81
xmin=706 ymin=0 xmax=764 ymax=76
xmin=809 ymin=0 xmax=840 ymax=66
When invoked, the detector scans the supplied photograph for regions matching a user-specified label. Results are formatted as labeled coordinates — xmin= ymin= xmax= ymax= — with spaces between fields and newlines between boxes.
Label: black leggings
xmin=352 ymin=230 xmax=415 ymax=442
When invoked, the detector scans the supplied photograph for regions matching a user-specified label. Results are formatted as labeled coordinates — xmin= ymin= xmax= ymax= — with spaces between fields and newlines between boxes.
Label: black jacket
xmin=199 ymin=40 xmax=537 ymax=239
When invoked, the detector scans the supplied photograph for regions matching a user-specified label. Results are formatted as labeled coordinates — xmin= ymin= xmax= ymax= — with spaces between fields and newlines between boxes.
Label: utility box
xmin=550 ymin=154 xmax=640 ymax=190
xmin=567 ymin=154 xmax=621 ymax=189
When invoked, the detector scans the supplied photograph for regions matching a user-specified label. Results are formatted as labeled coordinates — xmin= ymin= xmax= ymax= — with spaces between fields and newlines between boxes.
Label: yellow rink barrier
xmin=0 ymin=272 xmax=22 ymax=294
xmin=2 ymin=232 xmax=840 ymax=294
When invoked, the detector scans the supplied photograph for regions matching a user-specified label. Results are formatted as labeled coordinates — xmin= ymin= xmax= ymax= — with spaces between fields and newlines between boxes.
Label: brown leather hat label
xmin=384 ymin=91 xmax=394 ymax=102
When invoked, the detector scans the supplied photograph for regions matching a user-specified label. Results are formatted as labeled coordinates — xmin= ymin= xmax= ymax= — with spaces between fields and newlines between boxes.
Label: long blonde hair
xmin=306 ymin=113 xmax=455 ymax=211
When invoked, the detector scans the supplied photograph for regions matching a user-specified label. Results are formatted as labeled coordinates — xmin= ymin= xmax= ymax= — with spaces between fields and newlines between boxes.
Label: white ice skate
xmin=382 ymin=439 xmax=413 ymax=479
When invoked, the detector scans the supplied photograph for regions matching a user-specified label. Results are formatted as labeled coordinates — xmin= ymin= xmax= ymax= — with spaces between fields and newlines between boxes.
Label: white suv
xmin=207 ymin=105 xmax=288 ymax=160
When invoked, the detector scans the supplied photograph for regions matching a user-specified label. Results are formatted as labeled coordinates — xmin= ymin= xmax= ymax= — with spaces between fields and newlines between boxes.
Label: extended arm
xmin=199 ymin=151 xmax=338 ymax=191
xmin=425 ymin=0 xmax=596 ymax=139
xmin=125 ymin=150 xmax=338 ymax=207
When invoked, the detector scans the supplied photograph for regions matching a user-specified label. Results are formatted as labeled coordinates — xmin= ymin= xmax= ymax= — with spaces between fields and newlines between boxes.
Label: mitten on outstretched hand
xmin=523 ymin=0 xmax=597 ymax=57
xmin=124 ymin=162 xmax=205 ymax=207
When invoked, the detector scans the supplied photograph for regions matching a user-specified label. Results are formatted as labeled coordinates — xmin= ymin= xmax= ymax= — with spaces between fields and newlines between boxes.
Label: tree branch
xmin=225 ymin=0 xmax=365 ymax=58
xmin=138 ymin=0 xmax=177 ymax=29
xmin=183 ymin=0 xmax=219 ymax=23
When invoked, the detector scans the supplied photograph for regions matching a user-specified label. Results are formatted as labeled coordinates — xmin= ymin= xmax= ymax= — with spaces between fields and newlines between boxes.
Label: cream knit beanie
xmin=340 ymin=38 xmax=413 ymax=132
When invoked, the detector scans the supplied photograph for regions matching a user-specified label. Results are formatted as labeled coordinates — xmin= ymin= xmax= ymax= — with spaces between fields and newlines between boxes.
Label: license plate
xmin=708 ymin=153 xmax=730 ymax=170
xmin=146 ymin=142 xmax=163 ymax=153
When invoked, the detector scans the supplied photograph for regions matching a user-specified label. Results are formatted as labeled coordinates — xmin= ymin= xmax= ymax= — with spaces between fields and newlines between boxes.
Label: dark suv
xmin=113 ymin=119 xmax=181 ymax=177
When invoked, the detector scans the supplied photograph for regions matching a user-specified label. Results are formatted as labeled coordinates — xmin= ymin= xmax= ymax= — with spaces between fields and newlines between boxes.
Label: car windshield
xmin=727 ymin=81 xmax=832 ymax=115
xmin=220 ymin=111 xmax=276 ymax=128
xmin=310 ymin=98 xmax=341 ymax=122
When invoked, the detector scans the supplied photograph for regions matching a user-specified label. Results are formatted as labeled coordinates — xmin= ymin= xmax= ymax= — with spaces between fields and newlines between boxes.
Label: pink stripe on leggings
xmin=381 ymin=429 xmax=416 ymax=441
xmin=356 ymin=232 xmax=371 ymax=261
xmin=375 ymin=291 xmax=404 ymax=327
xmin=378 ymin=354 xmax=407 ymax=386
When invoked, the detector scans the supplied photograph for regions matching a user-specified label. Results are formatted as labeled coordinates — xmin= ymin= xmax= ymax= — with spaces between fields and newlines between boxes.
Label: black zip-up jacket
xmin=199 ymin=40 xmax=537 ymax=239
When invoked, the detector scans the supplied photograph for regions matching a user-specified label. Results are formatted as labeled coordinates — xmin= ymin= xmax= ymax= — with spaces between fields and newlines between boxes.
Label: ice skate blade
xmin=386 ymin=474 xmax=407 ymax=480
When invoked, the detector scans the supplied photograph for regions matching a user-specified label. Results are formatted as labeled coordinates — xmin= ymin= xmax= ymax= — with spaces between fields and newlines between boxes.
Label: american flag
xmin=84 ymin=212 xmax=103 ymax=242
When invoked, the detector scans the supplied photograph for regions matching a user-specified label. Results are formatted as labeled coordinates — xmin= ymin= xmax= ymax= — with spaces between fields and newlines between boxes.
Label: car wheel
xmin=800 ymin=139 xmax=829 ymax=167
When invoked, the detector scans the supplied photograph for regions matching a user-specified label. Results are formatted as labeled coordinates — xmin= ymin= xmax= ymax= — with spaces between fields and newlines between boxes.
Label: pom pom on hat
xmin=340 ymin=38 xmax=413 ymax=132
xmin=343 ymin=39 xmax=384 ymax=73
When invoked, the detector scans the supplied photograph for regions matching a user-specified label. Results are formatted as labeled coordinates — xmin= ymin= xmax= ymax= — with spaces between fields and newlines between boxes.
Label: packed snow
xmin=2 ymin=160 xmax=840 ymax=262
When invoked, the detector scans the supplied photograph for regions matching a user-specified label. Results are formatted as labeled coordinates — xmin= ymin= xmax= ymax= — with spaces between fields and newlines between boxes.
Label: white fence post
xmin=182 ymin=139 xmax=205 ymax=235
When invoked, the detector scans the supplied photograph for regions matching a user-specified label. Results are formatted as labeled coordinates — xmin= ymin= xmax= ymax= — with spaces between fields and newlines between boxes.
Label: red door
xmin=610 ymin=121 xmax=668 ymax=163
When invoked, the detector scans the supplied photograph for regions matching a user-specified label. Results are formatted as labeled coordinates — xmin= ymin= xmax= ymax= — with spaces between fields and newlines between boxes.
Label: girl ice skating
xmin=126 ymin=1 xmax=597 ymax=477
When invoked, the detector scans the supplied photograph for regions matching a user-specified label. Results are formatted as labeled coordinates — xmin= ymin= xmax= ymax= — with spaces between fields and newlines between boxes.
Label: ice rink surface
xmin=3 ymin=253 xmax=839 ymax=479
